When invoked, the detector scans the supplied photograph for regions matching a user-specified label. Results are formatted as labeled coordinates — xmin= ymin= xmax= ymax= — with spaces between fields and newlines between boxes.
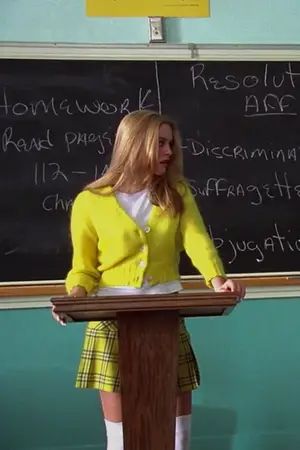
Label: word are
xmin=244 ymin=93 xmax=296 ymax=117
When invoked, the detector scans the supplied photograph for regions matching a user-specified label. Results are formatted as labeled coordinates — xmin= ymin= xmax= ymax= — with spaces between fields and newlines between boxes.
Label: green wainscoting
xmin=1 ymin=299 xmax=300 ymax=450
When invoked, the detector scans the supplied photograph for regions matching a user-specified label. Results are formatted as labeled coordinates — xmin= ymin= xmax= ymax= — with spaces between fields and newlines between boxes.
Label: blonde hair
xmin=86 ymin=110 xmax=185 ymax=214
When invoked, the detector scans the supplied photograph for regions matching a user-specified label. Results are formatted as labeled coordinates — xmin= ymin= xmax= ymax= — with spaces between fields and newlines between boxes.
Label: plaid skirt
xmin=75 ymin=319 xmax=200 ymax=392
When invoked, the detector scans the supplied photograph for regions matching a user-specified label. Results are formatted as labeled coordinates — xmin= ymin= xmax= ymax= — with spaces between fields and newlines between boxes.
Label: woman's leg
xmin=100 ymin=390 xmax=192 ymax=450
xmin=176 ymin=391 xmax=192 ymax=450
xmin=100 ymin=391 xmax=123 ymax=450
xmin=100 ymin=391 xmax=122 ymax=422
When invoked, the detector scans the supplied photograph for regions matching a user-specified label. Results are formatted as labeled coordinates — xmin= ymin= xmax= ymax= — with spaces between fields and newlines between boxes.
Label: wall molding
xmin=2 ymin=42 xmax=300 ymax=60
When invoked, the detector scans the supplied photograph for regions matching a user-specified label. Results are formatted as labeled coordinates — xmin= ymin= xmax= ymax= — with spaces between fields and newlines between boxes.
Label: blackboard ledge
xmin=1 ymin=275 xmax=300 ymax=298
xmin=1 ymin=282 xmax=300 ymax=310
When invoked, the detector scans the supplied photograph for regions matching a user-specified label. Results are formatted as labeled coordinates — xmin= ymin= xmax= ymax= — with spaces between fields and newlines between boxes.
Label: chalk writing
xmin=190 ymin=62 xmax=300 ymax=118
xmin=189 ymin=171 xmax=300 ymax=206
xmin=0 ymin=88 xmax=131 ymax=118
xmin=209 ymin=222 xmax=300 ymax=265
xmin=42 ymin=193 xmax=73 ymax=212
xmin=139 ymin=88 xmax=155 ymax=111
xmin=190 ymin=62 xmax=300 ymax=91
xmin=34 ymin=162 xmax=107 ymax=186
xmin=1 ymin=58 xmax=300 ymax=280
xmin=184 ymin=139 xmax=297 ymax=162
xmin=244 ymin=93 xmax=296 ymax=117
xmin=1 ymin=127 xmax=54 ymax=152
xmin=64 ymin=130 xmax=113 ymax=153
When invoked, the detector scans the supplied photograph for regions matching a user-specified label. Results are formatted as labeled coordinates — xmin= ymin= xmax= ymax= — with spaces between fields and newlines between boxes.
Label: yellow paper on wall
xmin=86 ymin=0 xmax=210 ymax=18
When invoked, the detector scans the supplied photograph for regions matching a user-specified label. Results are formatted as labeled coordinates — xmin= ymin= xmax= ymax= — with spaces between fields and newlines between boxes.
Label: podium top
xmin=51 ymin=291 xmax=240 ymax=322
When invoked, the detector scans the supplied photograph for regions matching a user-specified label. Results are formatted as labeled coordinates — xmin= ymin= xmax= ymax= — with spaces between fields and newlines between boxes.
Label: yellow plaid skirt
xmin=75 ymin=319 xmax=200 ymax=392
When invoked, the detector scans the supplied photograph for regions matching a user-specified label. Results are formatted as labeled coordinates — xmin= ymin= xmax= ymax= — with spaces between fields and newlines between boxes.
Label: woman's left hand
xmin=213 ymin=277 xmax=246 ymax=299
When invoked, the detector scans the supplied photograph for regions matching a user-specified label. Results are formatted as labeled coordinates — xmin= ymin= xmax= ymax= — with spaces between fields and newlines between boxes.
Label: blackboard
xmin=1 ymin=58 xmax=300 ymax=283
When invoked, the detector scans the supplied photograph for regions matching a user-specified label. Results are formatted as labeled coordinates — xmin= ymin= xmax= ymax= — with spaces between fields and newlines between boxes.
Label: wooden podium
xmin=51 ymin=291 xmax=239 ymax=450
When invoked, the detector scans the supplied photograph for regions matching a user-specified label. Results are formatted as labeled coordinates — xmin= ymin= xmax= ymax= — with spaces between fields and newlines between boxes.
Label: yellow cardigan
xmin=65 ymin=185 xmax=225 ymax=293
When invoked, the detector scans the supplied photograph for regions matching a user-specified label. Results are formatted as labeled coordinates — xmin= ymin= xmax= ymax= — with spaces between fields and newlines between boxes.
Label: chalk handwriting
xmin=0 ymin=88 xmax=131 ymax=118
xmin=184 ymin=139 xmax=297 ymax=162
xmin=34 ymin=162 xmax=108 ymax=186
xmin=42 ymin=193 xmax=73 ymax=212
xmin=64 ymin=130 xmax=113 ymax=154
xmin=189 ymin=171 xmax=300 ymax=206
xmin=138 ymin=88 xmax=155 ymax=111
xmin=190 ymin=62 xmax=300 ymax=91
xmin=209 ymin=222 xmax=300 ymax=265
xmin=244 ymin=93 xmax=296 ymax=117
xmin=1 ymin=127 xmax=54 ymax=152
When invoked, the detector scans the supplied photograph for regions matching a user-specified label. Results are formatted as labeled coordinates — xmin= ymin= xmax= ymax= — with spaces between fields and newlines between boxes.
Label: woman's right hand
xmin=52 ymin=285 xmax=87 ymax=326
xmin=51 ymin=306 xmax=67 ymax=326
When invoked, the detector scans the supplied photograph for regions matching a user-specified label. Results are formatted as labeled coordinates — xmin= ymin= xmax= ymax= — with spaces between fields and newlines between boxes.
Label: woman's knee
xmin=176 ymin=391 xmax=192 ymax=416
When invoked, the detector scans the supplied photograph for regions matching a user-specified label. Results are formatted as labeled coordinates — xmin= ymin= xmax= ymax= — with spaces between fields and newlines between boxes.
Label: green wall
xmin=1 ymin=0 xmax=300 ymax=44
xmin=1 ymin=299 xmax=300 ymax=450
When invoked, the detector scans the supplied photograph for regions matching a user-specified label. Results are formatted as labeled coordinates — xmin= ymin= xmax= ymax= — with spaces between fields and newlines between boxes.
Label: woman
xmin=53 ymin=110 xmax=245 ymax=450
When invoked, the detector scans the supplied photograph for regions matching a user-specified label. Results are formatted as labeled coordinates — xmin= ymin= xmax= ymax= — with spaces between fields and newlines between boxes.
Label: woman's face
xmin=154 ymin=123 xmax=173 ymax=176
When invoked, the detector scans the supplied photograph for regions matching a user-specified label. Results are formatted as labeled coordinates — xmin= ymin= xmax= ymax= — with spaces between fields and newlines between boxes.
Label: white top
xmin=117 ymin=189 xmax=152 ymax=229
xmin=97 ymin=189 xmax=182 ymax=296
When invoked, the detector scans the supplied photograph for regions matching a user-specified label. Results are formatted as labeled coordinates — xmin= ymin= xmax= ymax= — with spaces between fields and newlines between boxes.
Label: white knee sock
xmin=104 ymin=415 xmax=191 ymax=450
xmin=104 ymin=419 xmax=123 ymax=450
xmin=175 ymin=414 xmax=192 ymax=450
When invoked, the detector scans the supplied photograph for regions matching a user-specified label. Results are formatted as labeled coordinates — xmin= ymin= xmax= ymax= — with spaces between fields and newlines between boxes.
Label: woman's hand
xmin=211 ymin=276 xmax=246 ymax=299
xmin=51 ymin=306 xmax=67 ymax=326
xmin=52 ymin=285 xmax=87 ymax=326
xmin=69 ymin=286 xmax=87 ymax=297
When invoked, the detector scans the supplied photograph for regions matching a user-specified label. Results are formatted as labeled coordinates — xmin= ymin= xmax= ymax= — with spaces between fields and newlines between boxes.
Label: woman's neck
xmin=117 ymin=183 xmax=147 ymax=194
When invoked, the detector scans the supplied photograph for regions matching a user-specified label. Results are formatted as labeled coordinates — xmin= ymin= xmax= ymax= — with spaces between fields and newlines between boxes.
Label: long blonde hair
xmin=86 ymin=110 xmax=185 ymax=214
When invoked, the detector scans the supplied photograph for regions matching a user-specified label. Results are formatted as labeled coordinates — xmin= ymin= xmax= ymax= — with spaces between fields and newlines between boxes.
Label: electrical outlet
xmin=149 ymin=17 xmax=165 ymax=43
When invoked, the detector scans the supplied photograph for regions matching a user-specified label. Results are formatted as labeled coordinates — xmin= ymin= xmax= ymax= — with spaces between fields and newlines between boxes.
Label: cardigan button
xmin=144 ymin=226 xmax=151 ymax=233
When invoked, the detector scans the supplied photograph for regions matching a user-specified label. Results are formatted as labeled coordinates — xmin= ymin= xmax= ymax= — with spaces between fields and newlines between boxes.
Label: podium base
xmin=118 ymin=311 xmax=179 ymax=450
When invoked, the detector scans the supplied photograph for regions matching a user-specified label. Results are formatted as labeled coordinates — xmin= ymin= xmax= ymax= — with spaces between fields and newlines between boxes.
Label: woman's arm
xmin=65 ymin=191 xmax=100 ymax=294
xmin=179 ymin=185 xmax=225 ymax=287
